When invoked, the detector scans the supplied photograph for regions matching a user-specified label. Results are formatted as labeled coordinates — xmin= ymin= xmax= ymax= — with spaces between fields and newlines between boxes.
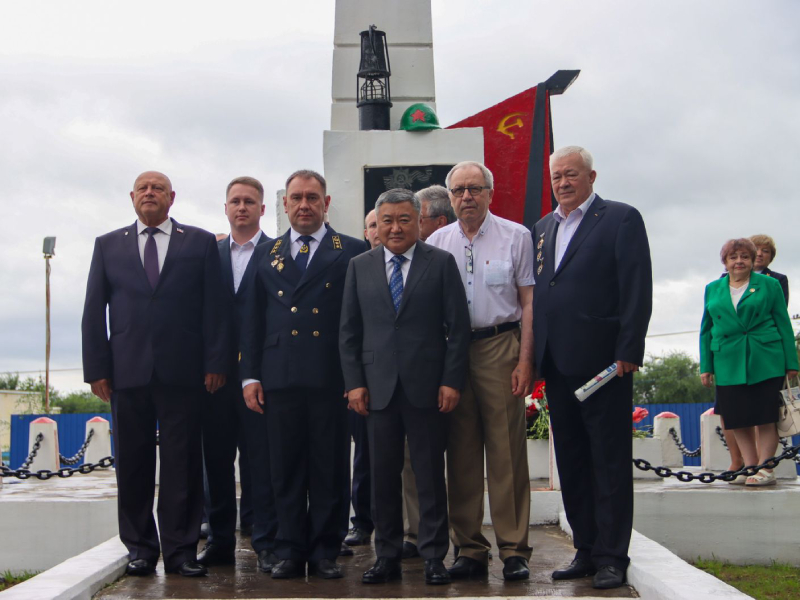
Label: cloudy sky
xmin=1 ymin=0 xmax=798 ymax=392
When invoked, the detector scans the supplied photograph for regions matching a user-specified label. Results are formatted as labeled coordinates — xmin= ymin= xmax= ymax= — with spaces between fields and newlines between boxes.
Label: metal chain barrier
xmin=634 ymin=441 xmax=800 ymax=483
xmin=19 ymin=433 xmax=44 ymax=470
xmin=1 ymin=456 xmax=114 ymax=480
xmin=668 ymin=427 xmax=701 ymax=457
xmin=779 ymin=437 xmax=800 ymax=465
xmin=715 ymin=425 xmax=729 ymax=449
xmin=59 ymin=429 xmax=94 ymax=466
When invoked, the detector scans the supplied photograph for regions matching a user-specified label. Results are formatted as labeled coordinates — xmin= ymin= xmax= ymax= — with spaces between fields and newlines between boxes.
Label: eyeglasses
xmin=450 ymin=186 xmax=489 ymax=198
xmin=465 ymin=245 xmax=473 ymax=274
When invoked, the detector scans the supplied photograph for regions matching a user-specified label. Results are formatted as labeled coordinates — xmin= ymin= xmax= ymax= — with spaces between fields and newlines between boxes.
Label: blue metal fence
xmin=9 ymin=413 xmax=113 ymax=469
xmin=634 ymin=402 xmax=800 ymax=473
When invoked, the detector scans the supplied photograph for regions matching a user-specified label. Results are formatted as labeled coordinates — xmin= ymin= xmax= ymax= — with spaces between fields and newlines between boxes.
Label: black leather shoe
xmin=126 ymin=559 xmax=156 ymax=576
xmin=271 ymin=559 xmax=305 ymax=579
xmin=344 ymin=527 xmax=372 ymax=546
xmin=362 ymin=557 xmax=402 ymax=583
xmin=167 ymin=560 xmax=208 ymax=577
xmin=199 ymin=522 xmax=210 ymax=539
xmin=502 ymin=556 xmax=529 ymax=581
xmin=424 ymin=559 xmax=450 ymax=585
xmin=402 ymin=541 xmax=419 ymax=559
xmin=552 ymin=557 xmax=596 ymax=580
xmin=339 ymin=541 xmax=354 ymax=556
xmin=447 ymin=556 xmax=488 ymax=579
xmin=240 ymin=523 xmax=253 ymax=537
xmin=592 ymin=565 xmax=626 ymax=589
xmin=309 ymin=558 xmax=344 ymax=579
xmin=197 ymin=542 xmax=235 ymax=566
xmin=257 ymin=550 xmax=279 ymax=573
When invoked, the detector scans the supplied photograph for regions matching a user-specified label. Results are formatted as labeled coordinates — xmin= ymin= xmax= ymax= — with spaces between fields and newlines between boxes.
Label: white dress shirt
xmin=136 ymin=218 xmax=172 ymax=273
xmin=552 ymin=192 xmax=596 ymax=271
xmin=383 ymin=244 xmax=415 ymax=285
xmin=289 ymin=225 xmax=327 ymax=264
xmin=426 ymin=212 xmax=534 ymax=328
xmin=230 ymin=230 xmax=263 ymax=293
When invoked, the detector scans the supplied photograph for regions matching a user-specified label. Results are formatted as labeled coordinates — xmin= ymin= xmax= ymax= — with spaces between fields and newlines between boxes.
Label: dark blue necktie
xmin=295 ymin=235 xmax=314 ymax=272
xmin=143 ymin=227 xmax=160 ymax=289
xmin=389 ymin=255 xmax=406 ymax=312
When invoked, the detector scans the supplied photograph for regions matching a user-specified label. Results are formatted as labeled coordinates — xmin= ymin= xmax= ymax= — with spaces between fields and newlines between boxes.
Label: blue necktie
xmin=389 ymin=255 xmax=406 ymax=312
xmin=295 ymin=235 xmax=314 ymax=272
xmin=143 ymin=227 xmax=160 ymax=289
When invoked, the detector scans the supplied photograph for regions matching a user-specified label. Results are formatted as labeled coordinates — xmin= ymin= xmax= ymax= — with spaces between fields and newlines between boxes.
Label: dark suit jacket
xmin=239 ymin=226 xmax=364 ymax=392
xmin=82 ymin=219 xmax=230 ymax=390
xmin=532 ymin=195 xmax=652 ymax=378
xmin=339 ymin=242 xmax=471 ymax=410
xmin=763 ymin=267 xmax=789 ymax=305
xmin=218 ymin=232 xmax=271 ymax=377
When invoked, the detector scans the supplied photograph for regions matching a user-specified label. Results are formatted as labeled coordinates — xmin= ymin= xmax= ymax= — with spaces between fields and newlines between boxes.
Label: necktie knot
xmin=391 ymin=254 xmax=406 ymax=267
xmin=145 ymin=226 xmax=160 ymax=237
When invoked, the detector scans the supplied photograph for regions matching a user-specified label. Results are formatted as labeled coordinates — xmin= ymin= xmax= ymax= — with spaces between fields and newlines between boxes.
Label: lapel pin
xmin=124 ymin=231 xmax=129 ymax=236
xmin=750 ymin=288 xmax=755 ymax=293
xmin=176 ymin=227 xmax=184 ymax=234
xmin=537 ymin=264 xmax=543 ymax=275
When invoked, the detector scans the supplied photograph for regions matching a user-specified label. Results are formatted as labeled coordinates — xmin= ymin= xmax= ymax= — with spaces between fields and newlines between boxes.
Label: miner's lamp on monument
xmin=357 ymin=25 xmax=392 ymax=131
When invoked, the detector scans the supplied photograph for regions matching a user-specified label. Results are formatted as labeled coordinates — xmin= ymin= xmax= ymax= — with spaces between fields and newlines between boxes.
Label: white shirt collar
xmin=290 ymin=224 xmax=327 ymax=244
xmin=383 ymin=243 xmax=416 ymax=264
xmin=457 ymin=211 xmax=494 ymax=240
xmin=230 ymin=230 xmax=262 ymax=249
xmin=553 ymin=192 xmax=596 ymax=223
xmin=137 ymin=218 xmax=172 ymax=236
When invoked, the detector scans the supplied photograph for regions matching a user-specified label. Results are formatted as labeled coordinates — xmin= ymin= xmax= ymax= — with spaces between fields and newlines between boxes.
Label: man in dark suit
xmin=198 ymin=177 xmax=278 ymax=572
xmin=240 ymin=169 xmax=363 ymax=580
xmin=82 ymin=171 xmax=230 ymax=578
xmin=532 ymin=147 xmax=652 ymax=589
xmin=340 ymin=188 xmax=471 ymax=585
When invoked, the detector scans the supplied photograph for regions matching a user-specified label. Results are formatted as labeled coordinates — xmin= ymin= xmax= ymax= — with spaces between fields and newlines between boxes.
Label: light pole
xmin=43 ymin=237 xmax=56 ymax=412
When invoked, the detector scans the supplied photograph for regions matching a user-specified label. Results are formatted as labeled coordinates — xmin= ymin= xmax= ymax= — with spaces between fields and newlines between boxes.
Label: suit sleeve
xmin=699 ymin=284 xmax=714 ymax=374
xmin=202 ymin=233 xmax=232 ymax=375
xmin=779 ymin=273 xmax=790 ymax=306
xmin=339 ymin=259 xmax=366 ymax=391
xmin=613 ymin=207 xmax=653 ymax=365
xmin=440 ymin=252 xmax=471 ymax=390
xmin=239 ymin=248 xmax=266 ymax=381
xmin=81 ymin=238 xmax=112 ymax=383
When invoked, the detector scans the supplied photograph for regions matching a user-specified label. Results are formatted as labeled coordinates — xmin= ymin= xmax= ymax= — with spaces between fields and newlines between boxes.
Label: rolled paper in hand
xmin=574 ymin=363 xmax=618 ymax=402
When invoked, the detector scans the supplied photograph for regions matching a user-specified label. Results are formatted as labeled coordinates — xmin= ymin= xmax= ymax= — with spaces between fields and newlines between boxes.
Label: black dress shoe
xmin=593 ymin=565 xmax=626 ymax=589
xmin=199 ymin=522 xmax=210 ymax=539
xmin=166 ymin=560 xmax=208 ymax=577
xmin=344 ymin=527 xmax=372 ymax=546
xmin=552 ymin=557 xmax=596 ymax=580
xmin=502 ymin=556 xmax=529 ymax=581
xmin=362 ymin=557 xmax=402 ymax=583
xmin=240 ymin=523 xmax=253 ymax=537
xmin=271 ymin=559 xmax=306 ymax=579
xmin=197 ymin=542 xmax=235 ymax=566
xmin=424 ymin=559 xmax=451 ymax=585
xmin=309 ymin=558 xmax=343 ymax=579
xmin=126 ymin=559 xmax=156 ymax=576
xmin=339 ymin=541 xmax=354 ymax=556
xmin=402 ymin=541 xmax=419 ymax=559
xmin=447 ymin=556 xmax=488 ymax=579
xmin=257 ymin=550 xmax=279 ymax=573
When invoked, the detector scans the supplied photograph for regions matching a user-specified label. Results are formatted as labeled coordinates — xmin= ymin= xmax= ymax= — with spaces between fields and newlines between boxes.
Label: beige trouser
xmin=446 ymin=328 xmax=531 ymax=564
xmin=402 ymin=439 xmax=420 ymax=543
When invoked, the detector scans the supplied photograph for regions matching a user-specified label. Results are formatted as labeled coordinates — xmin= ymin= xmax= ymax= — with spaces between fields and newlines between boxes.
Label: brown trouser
xmin=446 ymin=328 xmax=532 ymax=564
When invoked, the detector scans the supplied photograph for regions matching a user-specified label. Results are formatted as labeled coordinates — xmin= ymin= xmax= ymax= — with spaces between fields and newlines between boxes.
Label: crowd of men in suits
xmin=81 ymin=146 xmax=652 ymax=590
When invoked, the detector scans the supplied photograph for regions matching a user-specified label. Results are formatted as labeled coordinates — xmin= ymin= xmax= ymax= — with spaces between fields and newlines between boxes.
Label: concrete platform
xmin=93 ymin=526 xmax=638 ymax=599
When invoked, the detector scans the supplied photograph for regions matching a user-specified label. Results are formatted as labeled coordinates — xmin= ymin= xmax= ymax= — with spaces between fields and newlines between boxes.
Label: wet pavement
xmin=95 ymin=526 xmax=637 ymax=599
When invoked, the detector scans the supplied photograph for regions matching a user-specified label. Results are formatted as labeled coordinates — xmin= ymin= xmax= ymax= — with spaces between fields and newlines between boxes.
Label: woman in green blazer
xmin=700 ymin=238 xmax=798 ymax=486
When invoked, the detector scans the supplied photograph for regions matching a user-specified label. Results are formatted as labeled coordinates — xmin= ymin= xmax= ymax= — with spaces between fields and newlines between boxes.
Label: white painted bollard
xmin=549 ymin=428 xmax=560 ymax=490
xmin=700 ymin=408 xmax=729 ymax=471
xmin=653 ymin=412 xmax=684 ymax=467
xmin=84 ymin=416 xmax=112 ymax=465
xmin=27 ymin=417 xmax=60 ymax=473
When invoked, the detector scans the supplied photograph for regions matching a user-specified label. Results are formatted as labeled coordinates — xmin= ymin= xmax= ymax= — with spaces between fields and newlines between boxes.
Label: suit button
xmin=549 ymin=281 xmax=555 ymax=287
xmin=278 ymin=291 xmax=284 ymax=297
xmin=325 ymin=282 xmax=331 ymax=288
xmin=312 ymin=308 xmax=319 ymax=314
xmin=292 ymin=330 xmax=299 ymax=336
xmin=291 ymin=307 xmax=298 ymax=313
xmin=313 ymin=331 xmax=320 ymax=337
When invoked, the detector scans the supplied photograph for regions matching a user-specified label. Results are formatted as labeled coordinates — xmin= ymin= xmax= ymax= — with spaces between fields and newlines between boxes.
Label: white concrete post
xmin=84 ymin=416 xmax=112 ymax=466
xmin=27 ymin=417 xmax=59 ymax=472
xmin=549 ymin=426 xmax=561 ymax=490
xmin=700 ymin=408 xmax=729 ymax=471
xmin=653 ymin=412 xmax=684 ymax=468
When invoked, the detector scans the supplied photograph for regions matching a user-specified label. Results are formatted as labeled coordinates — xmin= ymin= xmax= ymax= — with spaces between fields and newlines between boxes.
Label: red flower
xmin=632 ymin=406 xmax=649 ymax=423
xmin=525 ymin=404 xmax=538 ymax=419
xmin=532 ymin=380 xmax=546 ymax=400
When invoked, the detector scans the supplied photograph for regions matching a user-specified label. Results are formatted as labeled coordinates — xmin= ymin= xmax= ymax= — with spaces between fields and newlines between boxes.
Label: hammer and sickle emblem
xmin=497 ymin=112 xmax=525 ymax=139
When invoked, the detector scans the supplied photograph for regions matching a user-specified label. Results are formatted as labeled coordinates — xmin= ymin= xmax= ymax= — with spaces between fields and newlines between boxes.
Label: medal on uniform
xmin=299 ymin=243 xmax=310 ymax=254
xmin=272 ymin=256 xmax=285 ymax=271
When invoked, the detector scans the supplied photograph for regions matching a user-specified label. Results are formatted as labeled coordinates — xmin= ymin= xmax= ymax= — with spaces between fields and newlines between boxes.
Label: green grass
xmin=0 ymin=569 xmax=38 ymax=591
xmin=694 ymin=559 xmax=800 ymax=599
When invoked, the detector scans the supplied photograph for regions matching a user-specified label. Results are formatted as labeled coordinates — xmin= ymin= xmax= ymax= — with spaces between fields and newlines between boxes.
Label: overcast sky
xmin=1 ymin=0 xmax=798 ymax=392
